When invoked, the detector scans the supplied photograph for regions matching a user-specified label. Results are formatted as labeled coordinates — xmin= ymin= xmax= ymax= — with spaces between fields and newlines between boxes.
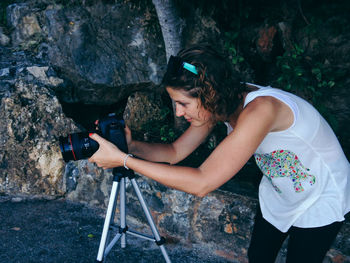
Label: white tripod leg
xmin=96 ymin=179 xmax=120 ymax=262
xmin=119 ymin=177 xmax=127 ymax=248
xmin=130 ymin=178 xmax=172 ymax=263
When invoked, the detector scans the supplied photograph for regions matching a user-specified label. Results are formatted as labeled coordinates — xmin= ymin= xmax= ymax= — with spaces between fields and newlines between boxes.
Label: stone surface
xmin=26 ymin=66 xmax=64 ymax=87
xmin=64 ymin=160 xmax=113 ymax=208
xmin=123 ymin=90 xmax=166 ymax=131
xmin=0 ymin=78 xmax=79 ymax=196
xmin=0 ymin=27 xmax=10 ymax=46
xmin=43 ymin=1 xmax=166 ymax=104
xmin=7 ymin=3 xmax=42 ymax=47
xmin=4 ymin=1 xmax=167 ymax=105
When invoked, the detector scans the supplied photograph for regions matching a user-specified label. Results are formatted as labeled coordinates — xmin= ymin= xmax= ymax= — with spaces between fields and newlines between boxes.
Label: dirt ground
xmin=0 ymin=195 xmax=233 ymax=263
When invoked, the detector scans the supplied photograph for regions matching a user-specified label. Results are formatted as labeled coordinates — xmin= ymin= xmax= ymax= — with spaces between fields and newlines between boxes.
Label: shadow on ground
xmin=0 ymin=196 xmax=232 ymax=263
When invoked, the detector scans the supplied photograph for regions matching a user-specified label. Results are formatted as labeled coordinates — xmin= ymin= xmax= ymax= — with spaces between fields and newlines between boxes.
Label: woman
xmin=88 ymin=45 xmax=350 ymax=262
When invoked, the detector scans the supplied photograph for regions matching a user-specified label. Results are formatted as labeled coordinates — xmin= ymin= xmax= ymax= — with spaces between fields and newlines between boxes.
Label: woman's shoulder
xmin=243 ymin=94 xmax=281 ymax=112
xmin=241 ymin=95 xmax=293 ymax=132
xmin=239 ymin=96 xmax=278 ymax=124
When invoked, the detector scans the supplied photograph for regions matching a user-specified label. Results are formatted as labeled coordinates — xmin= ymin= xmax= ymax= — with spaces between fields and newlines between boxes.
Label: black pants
xmin=248 ymin=208 xmax=343 ymax=263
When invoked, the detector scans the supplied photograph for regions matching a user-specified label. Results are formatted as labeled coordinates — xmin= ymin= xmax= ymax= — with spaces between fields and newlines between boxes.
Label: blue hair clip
xmin=183 ymin=62 xmax=198 ymax=75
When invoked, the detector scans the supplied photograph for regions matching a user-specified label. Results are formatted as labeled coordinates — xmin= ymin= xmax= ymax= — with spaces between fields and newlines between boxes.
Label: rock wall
xmin=5 ymin=0 xmax=166 ymax=105
xmin=0 ymin=76 xmax=78 ymax=196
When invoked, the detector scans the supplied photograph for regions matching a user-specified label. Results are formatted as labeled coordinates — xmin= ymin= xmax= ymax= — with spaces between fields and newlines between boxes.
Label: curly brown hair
xmin=161 ymin=44 xmax=248 ymax=121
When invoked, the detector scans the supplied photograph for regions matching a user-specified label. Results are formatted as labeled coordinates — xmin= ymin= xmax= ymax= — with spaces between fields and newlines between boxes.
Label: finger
xmin=89 ymin=133 xmax=103 ymax=142
xmin=124 ymin=125 xmax=131 ymax=134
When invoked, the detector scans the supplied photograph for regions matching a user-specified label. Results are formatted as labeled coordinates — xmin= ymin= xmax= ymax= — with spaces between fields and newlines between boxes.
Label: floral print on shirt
xmin=255 ymin=150 xmax=316 ymax=193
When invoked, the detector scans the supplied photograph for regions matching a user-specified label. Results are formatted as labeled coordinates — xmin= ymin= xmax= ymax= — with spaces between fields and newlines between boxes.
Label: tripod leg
xmin=120 ymin=177 xmax=127 ymax=248
xmin=130 ymin=178 xmax=172 ymax=263
xmin=96 ymin=180 xmax=120 ymax=262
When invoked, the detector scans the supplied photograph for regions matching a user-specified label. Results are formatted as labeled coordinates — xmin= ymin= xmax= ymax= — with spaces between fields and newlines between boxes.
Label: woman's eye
xmin=177 ymin=102 xmax=186 ymax=107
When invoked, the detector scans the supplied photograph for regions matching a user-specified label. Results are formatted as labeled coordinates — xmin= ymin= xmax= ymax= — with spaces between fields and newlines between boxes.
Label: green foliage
xmin=275 ymin=43 xmax=339 ymax=130
xmin=224 ymin=32 xmax=245 ymax=65
xmin=222 ymin=0 xmax=251 ymax=66
xmin=159 ymin=124 xmax=177 ymax=143
xmin=140 ymin=107 xmax=181 ymax=143
xmin=276 ymin=44 xmax=308 ymax=94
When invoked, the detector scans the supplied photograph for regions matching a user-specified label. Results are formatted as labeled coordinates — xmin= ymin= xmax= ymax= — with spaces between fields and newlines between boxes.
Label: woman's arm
xmin=126 ymin=122 xmax=213 ymax=164
xmin=89 ymin=97 xmax=279 ymax=197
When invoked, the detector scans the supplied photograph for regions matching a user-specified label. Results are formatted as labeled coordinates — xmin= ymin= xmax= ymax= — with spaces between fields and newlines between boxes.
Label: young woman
xmin=88 ymin=45 xmax=350 ymax=262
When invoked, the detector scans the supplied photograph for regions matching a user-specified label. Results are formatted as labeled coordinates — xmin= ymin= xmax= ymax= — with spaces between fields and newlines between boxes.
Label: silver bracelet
xmin=123 ymin=154 xmax=133 ymax=170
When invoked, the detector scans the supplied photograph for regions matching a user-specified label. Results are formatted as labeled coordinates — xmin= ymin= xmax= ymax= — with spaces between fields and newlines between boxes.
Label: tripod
xmin=96 ymin=166 xmax=171 ymax=263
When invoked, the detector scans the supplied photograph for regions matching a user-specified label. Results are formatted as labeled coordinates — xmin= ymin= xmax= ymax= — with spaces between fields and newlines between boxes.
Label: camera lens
xmin=59 ymin=132 xmax=99 ymax=162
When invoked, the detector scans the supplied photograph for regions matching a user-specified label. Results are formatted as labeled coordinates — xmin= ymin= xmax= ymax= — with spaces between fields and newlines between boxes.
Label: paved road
xmin=0 ymin=196 xmax=232 ymax=263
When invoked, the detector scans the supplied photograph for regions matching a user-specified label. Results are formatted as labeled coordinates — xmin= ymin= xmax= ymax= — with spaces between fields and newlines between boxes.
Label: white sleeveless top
xmin=225 ymin=84 xmax=350 ymax=232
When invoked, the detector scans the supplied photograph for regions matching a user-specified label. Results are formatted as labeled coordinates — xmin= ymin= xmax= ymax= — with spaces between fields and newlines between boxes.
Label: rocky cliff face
xmin=5 ymin=1 xmax=166 ymax=105
xmin=0 ymin=78 xmax=78 ymax=195
xmin=0 ymin=38 xmax=78 ymax=195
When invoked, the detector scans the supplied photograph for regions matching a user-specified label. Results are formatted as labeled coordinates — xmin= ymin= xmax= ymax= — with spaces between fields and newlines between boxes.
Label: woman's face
xmin=166 ymin=87 xmax=213 ymax=127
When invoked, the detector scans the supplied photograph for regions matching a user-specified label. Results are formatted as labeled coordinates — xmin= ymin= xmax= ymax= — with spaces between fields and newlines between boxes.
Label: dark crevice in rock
xmin=59 ymin=99 xmax=128 ymax=131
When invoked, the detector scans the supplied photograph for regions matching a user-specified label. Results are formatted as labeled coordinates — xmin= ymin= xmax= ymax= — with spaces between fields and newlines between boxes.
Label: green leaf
xmin=328 ymin=81 xmax=335 ymax=88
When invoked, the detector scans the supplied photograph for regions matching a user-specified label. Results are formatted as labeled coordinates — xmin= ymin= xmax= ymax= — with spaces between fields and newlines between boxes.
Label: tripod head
xmin=113 ymin=166 xmax=135 ymax=181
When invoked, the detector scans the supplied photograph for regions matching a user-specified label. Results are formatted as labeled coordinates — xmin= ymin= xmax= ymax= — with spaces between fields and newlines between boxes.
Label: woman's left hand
xmin=88 ymin=133 xmax=125 ymax=169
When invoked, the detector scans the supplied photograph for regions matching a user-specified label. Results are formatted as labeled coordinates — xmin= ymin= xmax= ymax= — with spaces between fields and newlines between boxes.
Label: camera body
xmin=59 ymin=113 xmax=127 ymax=162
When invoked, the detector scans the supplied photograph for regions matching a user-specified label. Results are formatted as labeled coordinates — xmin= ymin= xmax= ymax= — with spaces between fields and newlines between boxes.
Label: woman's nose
xmin=175 ymin=105 xmax=185 ymax=117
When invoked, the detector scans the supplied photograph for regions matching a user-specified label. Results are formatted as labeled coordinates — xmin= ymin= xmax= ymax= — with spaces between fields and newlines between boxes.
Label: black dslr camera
xmin=59 ymin=113 xmax=128 ymax=162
